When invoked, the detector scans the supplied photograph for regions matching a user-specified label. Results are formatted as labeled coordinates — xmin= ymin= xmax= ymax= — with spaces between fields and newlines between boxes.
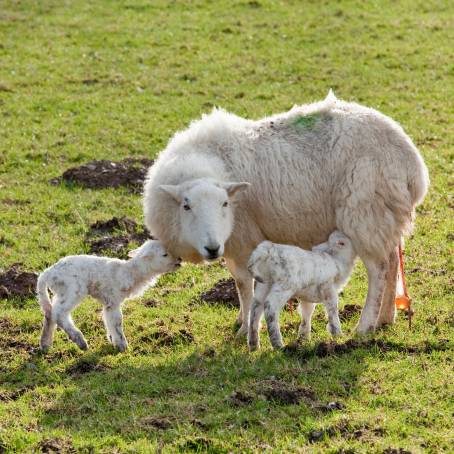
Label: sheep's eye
xmin=183 ymin=204 xmax=191 ymax=211
xmin=222 ymin=201 xmax=228 ymax=207
xmin=162 ymin=253 xmax=168 ymax=257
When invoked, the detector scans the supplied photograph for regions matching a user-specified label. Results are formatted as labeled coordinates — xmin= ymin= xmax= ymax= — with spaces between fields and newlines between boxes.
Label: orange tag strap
xmin=395 ymin=241 xmax=413 ymax=329
xmin=288 ymin=299 xmax=294 ymax=316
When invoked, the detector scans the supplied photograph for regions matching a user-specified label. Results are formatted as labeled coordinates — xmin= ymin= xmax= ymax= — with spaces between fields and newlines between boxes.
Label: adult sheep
xmin=143 ymin=92 xmax=429 ymax=336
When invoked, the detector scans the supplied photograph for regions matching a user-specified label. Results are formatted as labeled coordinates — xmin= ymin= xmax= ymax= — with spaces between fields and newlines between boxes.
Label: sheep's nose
xmin=204 ymin=244 xmax=220 ymax=259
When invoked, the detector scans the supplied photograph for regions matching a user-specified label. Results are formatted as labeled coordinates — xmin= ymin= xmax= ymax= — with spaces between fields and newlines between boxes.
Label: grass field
xmin=0 ymin=0 xmax=453 ymax=452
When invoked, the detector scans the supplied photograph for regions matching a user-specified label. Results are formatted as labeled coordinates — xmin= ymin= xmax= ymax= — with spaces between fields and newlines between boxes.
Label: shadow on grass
xmin=4 ymin=336 xmax=443 ymax=449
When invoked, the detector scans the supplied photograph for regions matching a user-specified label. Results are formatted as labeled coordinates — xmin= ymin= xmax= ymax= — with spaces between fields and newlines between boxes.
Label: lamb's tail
xmin=37 ymin=271 xmax=52 ymax=317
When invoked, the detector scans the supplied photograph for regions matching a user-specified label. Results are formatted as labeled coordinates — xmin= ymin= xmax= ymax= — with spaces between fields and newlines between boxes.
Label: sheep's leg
xmin=376 ymin=246 xmax=398 ymax=327
xmin=40 ymin=301 xmax=57 ymax=351
xmin=248 ymin=282 xmax=270 ymax=352
xmin=225 ymin=259 xmax=254 ymax=337
xmin=263 ymin=287 xmax=294 ymax=350
xmin=297 ymin=302 xmax=316 ymax=340
xmin=323 ymin=295 xmax=342 ymax=337
xmin=102 ymin=303 xmax=128 ymax=352
xmin=54 ymin=295 xmax=88 ymax=350
xmin=356 ymin=257 xmax=388 ymax=335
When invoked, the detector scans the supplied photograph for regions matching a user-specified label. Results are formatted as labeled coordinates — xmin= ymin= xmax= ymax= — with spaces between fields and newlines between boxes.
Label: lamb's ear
xmin=128 ymin=247 xmax=139 ymax=258
xmin=222 ymin=182 xmax=251 ymax=197
xmin=159 ymin=184 xmax=182 ymax=203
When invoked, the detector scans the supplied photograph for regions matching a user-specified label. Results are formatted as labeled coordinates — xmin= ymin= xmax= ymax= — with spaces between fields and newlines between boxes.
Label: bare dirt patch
xmin=49 ymin=158 xmax=154 ymax=192
xmin=84 ymin=216 xmax=152 ymax=258
xmin=230 ymin=390 xmax=254 ymax=406
xmin=37 ymin=437 xmax=76 ymax=453
xmin=141 ymin=327 xmax=194 ymax=346
xmin=339 ymin=304 xmax=362 ymax=321
xmin=0 ymin=386 xmax=33 ymax=401
xmin=200 ymin=278 xmax=239 ymax=307
xmin=65 ymin=358 xmax=108 ymax=377
xmin=258 ymin=378 xmax=316 ymax=405
xmin=140 ymin=416 xmax=174 ymax=430
xmin=0 ymin=264 xmax=38 ymax=299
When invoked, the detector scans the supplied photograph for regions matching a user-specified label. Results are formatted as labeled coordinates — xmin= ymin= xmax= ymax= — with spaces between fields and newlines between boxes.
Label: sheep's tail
xmin=37 ymin=271 xmax=52 ymax=317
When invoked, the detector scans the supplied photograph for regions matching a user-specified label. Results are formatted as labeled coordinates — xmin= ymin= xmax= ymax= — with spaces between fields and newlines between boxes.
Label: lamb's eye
xmin=183 ymin=204 xmax=191 ymax=211
xmin=162 ymin=253 xmax=168 ymax=257
xmin=222 ymin=201 xmax=228 ymax=207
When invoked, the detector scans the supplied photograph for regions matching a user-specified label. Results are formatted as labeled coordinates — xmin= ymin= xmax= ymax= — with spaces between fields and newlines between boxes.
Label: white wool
xmin=247 ymin=230 xmax=356 ymax=350
xmin=143 ymin=92 xmax=429 ymax=336
xmin=37 ymin=240 xmax=179 ymax=351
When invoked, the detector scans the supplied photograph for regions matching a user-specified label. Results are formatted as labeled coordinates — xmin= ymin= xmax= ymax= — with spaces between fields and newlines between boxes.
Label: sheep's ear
xmin=159 ymin=184 xmax=182 ymax=203
xmin=222 ymin=182 xmax=251 ymax=197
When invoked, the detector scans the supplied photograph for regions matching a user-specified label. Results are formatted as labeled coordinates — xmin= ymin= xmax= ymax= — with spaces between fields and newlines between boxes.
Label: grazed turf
xmin=0 ymin=0 xmax=453 ymax=452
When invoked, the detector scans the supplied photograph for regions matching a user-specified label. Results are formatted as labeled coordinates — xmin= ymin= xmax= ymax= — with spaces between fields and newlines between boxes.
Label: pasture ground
xmin=0 ymin=1 xmax=453 ymax=452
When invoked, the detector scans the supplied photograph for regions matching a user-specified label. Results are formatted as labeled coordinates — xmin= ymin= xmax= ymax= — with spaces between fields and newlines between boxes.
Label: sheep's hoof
xmin=248 ymin=341 xmax=260 ymax=352
xmin=354 ymin=324 xmax=375 ymax=337
xmin=39 ymin=344 xmax=50 ymax=353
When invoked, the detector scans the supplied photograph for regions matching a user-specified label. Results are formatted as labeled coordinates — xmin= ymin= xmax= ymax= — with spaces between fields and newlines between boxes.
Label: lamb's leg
xmin=323 ymin=295 xmax=342 ymax=337
xmin=40 ymin=310 xmax=57 ymax=351
xmin=54 ymin=296 xmax=88 ymax=350
xmin=376 ymin=246 xmax=398 ymax=327
xmin=297 ymin=302 xmax=316 ymax=340
xmin=248 ymin=282 xmax=270 ymax=352
xmin=356 ymin=256 xmax=388 ymax=335
xmin=102 ymin=304 xmax=128 ymax=352
xmin=263 ymin=287 xmax=294 ymax=350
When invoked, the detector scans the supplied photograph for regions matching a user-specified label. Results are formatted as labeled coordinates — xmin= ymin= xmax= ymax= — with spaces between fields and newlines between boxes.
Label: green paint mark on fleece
xmin=292 ymin=114 xmax=321 ymax=130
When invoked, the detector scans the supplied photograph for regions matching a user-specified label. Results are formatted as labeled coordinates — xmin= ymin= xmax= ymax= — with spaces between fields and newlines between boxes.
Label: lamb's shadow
xmin=30 ymin=337 xmax=451 ymax=446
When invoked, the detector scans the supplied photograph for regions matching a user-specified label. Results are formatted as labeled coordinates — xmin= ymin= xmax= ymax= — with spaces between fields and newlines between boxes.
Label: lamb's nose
xmin=204 ymin=244 xmax=220 ymax=259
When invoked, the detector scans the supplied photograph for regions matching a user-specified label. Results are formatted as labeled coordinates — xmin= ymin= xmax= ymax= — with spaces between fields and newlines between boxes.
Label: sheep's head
xmin=159 ymin=178 xmax=250 ymax=261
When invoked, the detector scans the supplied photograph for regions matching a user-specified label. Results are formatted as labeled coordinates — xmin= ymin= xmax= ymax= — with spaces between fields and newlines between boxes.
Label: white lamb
xmin=247 ymin=230 xmax=356 ymax=351
xmin=37 ymin=240 xmax=181 ymax=352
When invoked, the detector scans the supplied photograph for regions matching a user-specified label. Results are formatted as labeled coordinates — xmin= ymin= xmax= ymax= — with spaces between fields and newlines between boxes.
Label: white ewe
xmin=247 ymin=231 xmax=356 ymax=351
xmin=37 ymin=240 xmax=180 ymax=351
xmin=143 ymin=92 xmax=429 ymax=337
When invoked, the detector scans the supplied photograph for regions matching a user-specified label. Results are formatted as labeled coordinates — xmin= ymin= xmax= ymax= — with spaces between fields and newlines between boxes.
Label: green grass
xmin=0 ymin=0 xmax=453 ymax=452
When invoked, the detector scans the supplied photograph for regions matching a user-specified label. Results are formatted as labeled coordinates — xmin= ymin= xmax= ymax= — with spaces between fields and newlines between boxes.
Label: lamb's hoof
xmin=327 ymin=324 xmax=342 ymax=337
xmin=79 ymin=342 xmax=89 ymax=351
xmin=235 ymin=324 xmax=248 ymax=338
xmin=114 ymin=341 xmax=128 ymax=352
xmin=271 ymin=342 xmax=285 ymax=350
xmin=39 ymin=344 xmax=51 ymax=353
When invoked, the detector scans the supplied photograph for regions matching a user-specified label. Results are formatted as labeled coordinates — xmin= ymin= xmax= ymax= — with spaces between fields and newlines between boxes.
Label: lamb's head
xmin=326 ymin=230 xmax=356 ymax=263
xmin=159 ymin=178 xmax=250 ymax=261
xmin=128 ymin=240 xmax=181 ymax=273
xmin=247 ymin=241 xmax=274 ymax=283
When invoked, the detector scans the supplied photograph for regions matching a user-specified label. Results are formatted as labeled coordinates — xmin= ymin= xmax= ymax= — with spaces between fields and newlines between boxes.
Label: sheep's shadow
xmin=26 ymin=336 xmax=450 ymax=447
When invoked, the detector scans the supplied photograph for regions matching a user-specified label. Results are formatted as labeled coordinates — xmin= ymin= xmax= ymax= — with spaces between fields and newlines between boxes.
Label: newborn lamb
xmin=247 ymin=230 xmax=356 ymax=351
xmin=37 ymin=240 xmax=180 ymax=352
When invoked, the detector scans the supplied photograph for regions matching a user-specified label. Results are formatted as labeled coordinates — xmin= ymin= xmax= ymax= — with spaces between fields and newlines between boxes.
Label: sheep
xmin=247 ymin=230 xmax=356 ymax=351
xmin=37 ymin=240 xmax=181 ymax=351
xmin=143 ymin=91 xmax=429 ymax=337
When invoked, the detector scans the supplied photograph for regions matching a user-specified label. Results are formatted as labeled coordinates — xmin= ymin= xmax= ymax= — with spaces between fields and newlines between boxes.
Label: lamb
xmin=143 ymin=92 xmax=429 ymax=337
xmin=247 ymin=230 xmax=356 ymax=351
xmin=37 ymin=240 xmax=181 ymax=352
